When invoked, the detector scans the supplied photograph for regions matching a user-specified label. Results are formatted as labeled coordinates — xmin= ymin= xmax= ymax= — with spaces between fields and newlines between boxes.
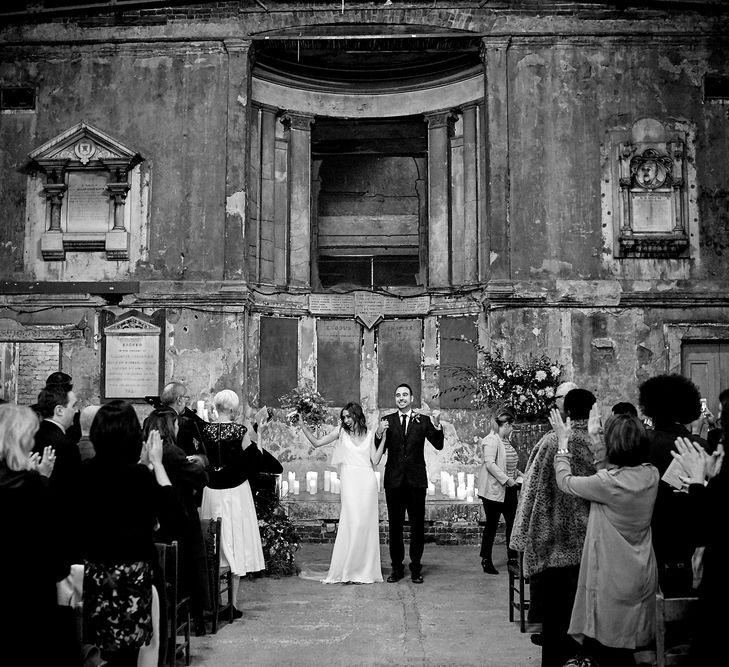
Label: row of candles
xmin=280 ymin=470 xmax=477 ymax=502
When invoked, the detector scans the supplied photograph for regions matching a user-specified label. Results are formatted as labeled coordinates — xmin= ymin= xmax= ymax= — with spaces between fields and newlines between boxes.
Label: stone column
xmin=259 ymin=104 xmax=278 ymax=282
xmin=480 ymin=37 xmax=512 ymax=291
xmin=425 ymin=110 xmax=457 ymax=288
xmin=224 ymin=38 xmax=253 ymax=281
xmin=281 ymin=112 xmax=314 ymax=287
xmin=461 ymin=102 xmax=479 ymax=285
xmin=40 ymin=176 xmax=67 ymax=261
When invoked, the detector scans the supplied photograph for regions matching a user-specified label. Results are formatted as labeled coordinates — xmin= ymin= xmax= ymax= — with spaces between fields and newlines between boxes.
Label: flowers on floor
xmin=279 ymin=382 xmax=333 ymax=428
xmin=442 ymin=340 xmax=564 ymax=421
xmin=254 ymin=487 xmax=301 ymax=576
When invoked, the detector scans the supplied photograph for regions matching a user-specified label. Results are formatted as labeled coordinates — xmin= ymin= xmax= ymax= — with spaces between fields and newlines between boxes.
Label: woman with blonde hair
xmin=0 ymin=403 xmax=67 ymax=665
xmin=477 ymin=408 xmax=523 ymax=574
xmin=200 ymin=390 xmax=266 ymax=619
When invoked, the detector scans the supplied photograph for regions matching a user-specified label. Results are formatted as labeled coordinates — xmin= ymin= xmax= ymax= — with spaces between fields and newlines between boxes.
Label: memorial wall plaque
xmin=66 ymin=171 xmax=110 ymax=233
xmin=309 ymin=293 xmax=355 ymax=315
xmin=355 ymin=292 xmax=385 ymax=329
xmin=317 ymin=320 xmax=361 ymax=404
xmin=377 ymin=319 xmax=423 ymax=405
xmin=103 ymin=314 xmax=161 ymax=400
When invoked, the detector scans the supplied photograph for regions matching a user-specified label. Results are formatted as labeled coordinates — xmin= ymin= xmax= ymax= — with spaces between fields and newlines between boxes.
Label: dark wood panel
xmin=260 ymin=316 xmax=298 ymax=408
xmin=377 ymin=319 xmax=422 ymax=408
xmin=317 ymin=319 xmax=361 ymax=406
xmin=438 ymin=316 xmax=478 ymax=409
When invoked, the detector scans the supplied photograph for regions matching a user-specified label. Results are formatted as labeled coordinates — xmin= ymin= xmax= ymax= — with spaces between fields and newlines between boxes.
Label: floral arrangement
xmin=254 ymin=487 xmax=301 ymax=577
xmin=279 ymin=382 xmax=332 ymax=428
xmin=442 ymin=341 xmax=564 ymax=421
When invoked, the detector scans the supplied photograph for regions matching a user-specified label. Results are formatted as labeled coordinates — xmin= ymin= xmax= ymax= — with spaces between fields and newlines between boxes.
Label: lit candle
xmin=466 ymin=473 xmax=475 ymax=491
xmin=457 ymin=471 xmax=466 ymax=487
xmin=281 ymin=480 xmax=289 ymax=497
xmin=457 ymin=486 xmax=467 ymax=500
xmin=310 ymin=471 xmax=318 ymax=494
xmin=288 ymin=471 xmax=295 ymax=487
xmin=324 ymin=470 xmax=331 ymax=492
xmin=427 ymin=482 xmax=435 ymax=496
xmin=293 ymin=480 xmax=300 ymax=495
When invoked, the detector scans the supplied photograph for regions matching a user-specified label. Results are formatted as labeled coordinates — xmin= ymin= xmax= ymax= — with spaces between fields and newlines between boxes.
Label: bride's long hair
xmin=341 ymin=402 xmax=367 ymax=437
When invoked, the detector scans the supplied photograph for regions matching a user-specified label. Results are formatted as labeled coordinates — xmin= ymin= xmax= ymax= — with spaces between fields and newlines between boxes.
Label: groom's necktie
xmin=401 ymin=414 xmax=407 ymax=433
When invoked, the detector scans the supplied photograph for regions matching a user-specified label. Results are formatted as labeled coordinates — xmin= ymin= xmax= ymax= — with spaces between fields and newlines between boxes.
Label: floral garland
xmin=443 ymin=342 xmax=564 ymax=421
xmin=279 ymin=382 xmax=332 ymax=428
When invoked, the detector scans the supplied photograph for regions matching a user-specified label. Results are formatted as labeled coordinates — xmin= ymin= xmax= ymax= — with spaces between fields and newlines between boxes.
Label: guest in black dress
xmin=79 ymin=400 xmax=176 ymax=667
xmin=0 ymin=403 xmax=69 ymax=666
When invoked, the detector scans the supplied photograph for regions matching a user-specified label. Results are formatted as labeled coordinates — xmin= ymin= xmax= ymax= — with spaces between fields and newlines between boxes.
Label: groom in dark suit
xmin=375 ymin=383 xmax=444 ymax=583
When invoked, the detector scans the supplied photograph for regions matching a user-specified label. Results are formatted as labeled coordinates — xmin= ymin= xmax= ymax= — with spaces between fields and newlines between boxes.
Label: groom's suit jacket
xmin=377 ymin=412 xmax=444 ymax=489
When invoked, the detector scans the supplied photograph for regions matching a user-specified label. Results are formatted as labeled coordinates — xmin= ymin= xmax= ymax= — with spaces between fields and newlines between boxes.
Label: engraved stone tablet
xmin=309 ymin=293 xmax=355 ymax=315
xmin=103 ymin=315 xmax=161 ymax=399
xmin=317 ymin=320 xmax=361 ymax=403
xmin=66 ymin=171 xmax=110 ymax=233
xmin=355 ymin=292 xmax=385 ymax=329
xmin=631 ymin=192 xmax=673 ymax=233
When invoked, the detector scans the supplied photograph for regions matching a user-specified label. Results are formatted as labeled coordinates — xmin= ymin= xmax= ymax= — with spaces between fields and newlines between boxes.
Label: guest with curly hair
xmin=671 ymin=404 xmax=727 ymax=663
xmin=639 ymin=373 xmax=706 ymax=596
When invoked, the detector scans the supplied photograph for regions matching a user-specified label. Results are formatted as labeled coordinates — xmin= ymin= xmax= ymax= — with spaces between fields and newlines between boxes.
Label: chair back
xmin=656 ymin=591 xmax=699 ymax=667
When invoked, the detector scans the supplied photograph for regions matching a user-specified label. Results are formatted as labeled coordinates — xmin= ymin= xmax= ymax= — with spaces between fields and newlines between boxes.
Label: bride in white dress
xmin=299 ymin=402 xmax=385 ymax=584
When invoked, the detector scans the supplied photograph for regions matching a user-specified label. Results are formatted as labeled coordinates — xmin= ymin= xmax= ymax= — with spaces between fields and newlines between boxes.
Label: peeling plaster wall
xmin=1 ymin=43 xmax=229 ymax=281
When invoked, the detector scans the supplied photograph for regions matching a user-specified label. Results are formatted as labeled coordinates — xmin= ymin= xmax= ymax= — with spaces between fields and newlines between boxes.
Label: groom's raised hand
xmin=431 ymin=410 xmax=441 ymax=428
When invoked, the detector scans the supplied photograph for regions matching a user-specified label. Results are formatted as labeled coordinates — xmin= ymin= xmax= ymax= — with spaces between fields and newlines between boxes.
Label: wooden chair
xmin=201 ymin=517 xmax=233 ymax=634
xmin=655 ymin=591 xmax=699 ymax=667
xmin=155 ymin=541 xmax=191 ymax=667
xmin=507 ymin=552 xmax=530 ymax=632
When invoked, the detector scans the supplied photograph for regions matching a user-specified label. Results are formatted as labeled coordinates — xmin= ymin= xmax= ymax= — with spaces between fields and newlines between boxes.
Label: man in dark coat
xmin=30 ymin=371 xmax=82 ymax=444
xmin=375 ymin=383 xmax=443 ymax=584
xmin=143 ymin=381 xmax=210 ymax=634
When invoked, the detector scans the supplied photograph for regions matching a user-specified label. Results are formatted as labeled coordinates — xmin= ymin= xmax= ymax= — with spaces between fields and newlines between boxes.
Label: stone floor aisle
xmin=189 ymin=543 xmax=537 ymax=666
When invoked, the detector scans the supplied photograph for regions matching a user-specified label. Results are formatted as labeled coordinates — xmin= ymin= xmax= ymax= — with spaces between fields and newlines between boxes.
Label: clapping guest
xmin=639 ymin=373 xmax=706 ymax=596
xmin=200 ymin=390 xmax=266 ymax=619
xmin=80 ymin=400 xmax=175 ymax=667
xmin=143 ymin=384 xmax=210 ymax=635
xmin=477 ymin=408 xmax=522 ymax=575
xmin=552 ymin=407 xmax=659 ymax=667
xmin=672 ymin=431 xmax=726 ymax=663
xmin=0 ymin=403 xmax=68 ymax=666
xmin=510 ymin=389 xmax=598 ymax=667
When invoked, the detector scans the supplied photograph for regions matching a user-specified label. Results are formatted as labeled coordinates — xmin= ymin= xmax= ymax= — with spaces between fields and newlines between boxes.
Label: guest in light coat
xmin=477 ymin=408 xmax=522 ymax=575
xmin=551 ymin=407 xmax=659 ymax=667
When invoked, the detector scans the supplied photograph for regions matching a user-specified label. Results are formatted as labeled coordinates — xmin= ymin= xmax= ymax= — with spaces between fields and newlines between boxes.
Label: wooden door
xmin=681 ymin=341 xmax=729 ymax=415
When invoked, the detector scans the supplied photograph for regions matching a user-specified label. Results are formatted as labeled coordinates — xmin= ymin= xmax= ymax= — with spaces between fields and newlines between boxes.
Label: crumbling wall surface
xmin=508 ymin=39 xmax=729 ymax=283
xmin=0 ymin=43 xmax=229 ymax=281
xmin=163 ymin=307 xmax=247 ymax=404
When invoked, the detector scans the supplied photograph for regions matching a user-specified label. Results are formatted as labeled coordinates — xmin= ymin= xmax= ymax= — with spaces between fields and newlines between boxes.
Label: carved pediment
xmin=104 ymin=314 xmax=161 ymax=336
xmin=27 ymin=121 xmax=142 ymax=171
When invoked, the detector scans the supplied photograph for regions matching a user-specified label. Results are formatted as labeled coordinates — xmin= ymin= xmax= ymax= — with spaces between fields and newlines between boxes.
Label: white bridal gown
xmin=323 ymin=429 xmax=383 ymax=584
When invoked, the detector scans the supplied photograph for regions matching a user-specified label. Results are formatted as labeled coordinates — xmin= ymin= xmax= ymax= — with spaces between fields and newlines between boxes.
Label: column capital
xmin=424 ymin=109 xmax=458 ymax=133
xmin=480 ymin=36 xmax=512 ymax=62
xmin=224 ymin=38 xmax=254 ymax=54
xmin=280 ymin=111 xmax=315 ymax=132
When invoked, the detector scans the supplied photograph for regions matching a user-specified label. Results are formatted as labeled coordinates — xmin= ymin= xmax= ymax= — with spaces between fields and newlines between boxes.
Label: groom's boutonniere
xmin=411 ymin=413 xmax=422 ymax=425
